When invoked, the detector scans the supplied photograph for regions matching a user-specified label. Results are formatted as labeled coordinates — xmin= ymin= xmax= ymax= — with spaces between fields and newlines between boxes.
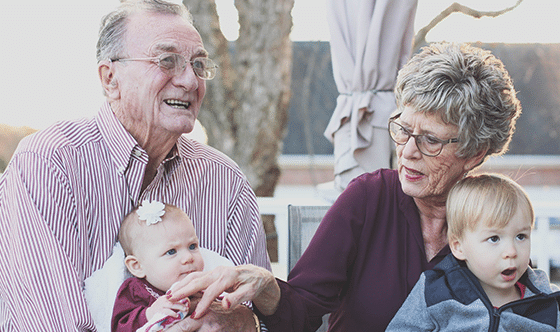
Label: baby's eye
xmin=487 ymin=236 xmax=499 ymax=243
xmin=189 ymin=243 xmax=198 ymax=250
xmin=165 ymin=249 xmax=177 ymax=256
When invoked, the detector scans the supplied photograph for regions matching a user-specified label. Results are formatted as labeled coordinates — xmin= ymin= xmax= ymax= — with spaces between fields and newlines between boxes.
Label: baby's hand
xmin=146 ymin=295 xmax=190 ymax=321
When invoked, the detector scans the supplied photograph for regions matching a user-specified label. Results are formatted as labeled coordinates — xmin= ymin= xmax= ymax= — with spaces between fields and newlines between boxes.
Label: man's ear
xmin=124 ymin=255 xmax=146 ymax=278
xmin=98 ymin=60 xmax=120 ymax=100
xmin=449 ymin=236 xmax=466 ymax=261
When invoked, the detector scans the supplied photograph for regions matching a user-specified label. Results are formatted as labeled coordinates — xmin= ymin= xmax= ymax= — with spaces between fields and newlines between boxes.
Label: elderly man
xmin=0 ymin=1 xmax=269 ymax=331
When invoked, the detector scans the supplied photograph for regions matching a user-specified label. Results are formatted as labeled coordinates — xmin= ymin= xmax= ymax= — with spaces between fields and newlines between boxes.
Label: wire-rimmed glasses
xmin=111 ymin=53 xmax=218 ymax=80
xmin=388 ymin=114 xmax=459 ymax=157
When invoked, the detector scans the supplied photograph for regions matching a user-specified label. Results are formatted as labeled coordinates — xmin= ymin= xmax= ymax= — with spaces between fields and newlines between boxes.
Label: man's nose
xmin=172 ymin=64 xmax=200 ymax=91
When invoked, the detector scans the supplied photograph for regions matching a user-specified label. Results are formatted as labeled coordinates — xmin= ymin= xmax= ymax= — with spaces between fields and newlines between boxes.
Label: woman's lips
xmin=403 ymin=166 xmax=424 ymax=181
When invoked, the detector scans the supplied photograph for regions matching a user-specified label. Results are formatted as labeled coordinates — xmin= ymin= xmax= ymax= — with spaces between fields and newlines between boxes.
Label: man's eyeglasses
xmin=388 ymin=114 xmax=459 ymax=157
xmin=111 ymin=53 xmax=218 ymax=80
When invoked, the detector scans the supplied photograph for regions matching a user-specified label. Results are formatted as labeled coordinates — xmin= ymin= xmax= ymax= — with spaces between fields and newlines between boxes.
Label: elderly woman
xmin=168 ymin=42 xmax=522 ymax=332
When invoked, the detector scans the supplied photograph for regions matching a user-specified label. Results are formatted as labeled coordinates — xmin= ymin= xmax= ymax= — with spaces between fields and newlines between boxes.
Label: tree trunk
xmin=186 ymin=0 xmax=294 ymax=198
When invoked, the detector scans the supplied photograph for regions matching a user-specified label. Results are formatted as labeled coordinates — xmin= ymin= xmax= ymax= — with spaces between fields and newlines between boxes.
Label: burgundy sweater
xmin=259 ymin=169 xmax=450 ymax=331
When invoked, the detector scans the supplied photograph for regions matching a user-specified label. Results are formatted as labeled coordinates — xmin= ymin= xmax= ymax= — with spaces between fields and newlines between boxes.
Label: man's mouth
xmin=164 ymin=99 xmax=190 ymax=109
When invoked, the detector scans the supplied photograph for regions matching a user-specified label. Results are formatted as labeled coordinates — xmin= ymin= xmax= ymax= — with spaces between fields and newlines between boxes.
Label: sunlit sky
xmin=1 ymin=0 xmax=559 ymax=129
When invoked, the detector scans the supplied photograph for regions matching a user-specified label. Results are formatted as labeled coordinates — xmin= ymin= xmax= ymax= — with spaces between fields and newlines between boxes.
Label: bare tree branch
xmin=413 ymin=0 xmax=524 ymax=50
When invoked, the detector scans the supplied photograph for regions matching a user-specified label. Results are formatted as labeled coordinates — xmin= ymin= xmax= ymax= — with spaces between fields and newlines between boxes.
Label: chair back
xmin=288 ymin=204 xmax=331 ymax=332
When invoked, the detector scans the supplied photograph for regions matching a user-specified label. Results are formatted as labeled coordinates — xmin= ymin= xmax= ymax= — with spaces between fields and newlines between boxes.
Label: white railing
xmin=531 ymin=204 xmax=560 ymax=276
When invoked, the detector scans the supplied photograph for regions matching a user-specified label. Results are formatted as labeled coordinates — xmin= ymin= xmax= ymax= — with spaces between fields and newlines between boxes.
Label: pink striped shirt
xmin=0 ymin=102 xmax=271 ymax=331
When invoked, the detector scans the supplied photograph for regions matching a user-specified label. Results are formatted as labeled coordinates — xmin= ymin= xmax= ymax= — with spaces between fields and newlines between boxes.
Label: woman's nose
xmin=401 ymin=136 xmax=422 ymax=159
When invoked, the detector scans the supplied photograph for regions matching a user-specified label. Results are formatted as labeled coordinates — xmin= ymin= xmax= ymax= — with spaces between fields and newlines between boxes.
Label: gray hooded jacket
xmin=386 ymin=254 xmax=560 ymax=331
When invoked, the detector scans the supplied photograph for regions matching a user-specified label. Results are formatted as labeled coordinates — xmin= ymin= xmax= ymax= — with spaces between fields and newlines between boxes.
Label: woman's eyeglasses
xmin=388 ymin=114 xmax=459 ymax=157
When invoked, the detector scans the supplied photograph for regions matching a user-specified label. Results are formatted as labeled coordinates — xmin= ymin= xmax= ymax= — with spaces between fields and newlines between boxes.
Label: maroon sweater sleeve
xmin=257 ymin=171 xmax=373 ymax=331
xmin=111 ymin=278 xmax=160 ymax=332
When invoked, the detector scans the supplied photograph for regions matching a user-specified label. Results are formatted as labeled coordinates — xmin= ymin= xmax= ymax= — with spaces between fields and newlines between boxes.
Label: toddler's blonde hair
xmin=447 ymin=173 xmax=534 ymax=241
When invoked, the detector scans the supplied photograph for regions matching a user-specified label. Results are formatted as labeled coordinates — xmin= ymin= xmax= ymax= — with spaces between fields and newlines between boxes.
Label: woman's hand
xmin=167 ymin=264 xmax=281 ymax=319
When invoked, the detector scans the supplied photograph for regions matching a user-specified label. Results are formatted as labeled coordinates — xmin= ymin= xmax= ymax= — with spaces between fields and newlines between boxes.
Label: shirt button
xmin=133 ymin=150 xmax=142 ymax=157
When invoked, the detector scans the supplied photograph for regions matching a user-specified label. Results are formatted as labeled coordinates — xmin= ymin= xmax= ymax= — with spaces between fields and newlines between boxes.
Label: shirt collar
xmin=96 ymin=101 xmax=142 ymax=174
xmin=162 ymin=143 xmax=181 ymax=175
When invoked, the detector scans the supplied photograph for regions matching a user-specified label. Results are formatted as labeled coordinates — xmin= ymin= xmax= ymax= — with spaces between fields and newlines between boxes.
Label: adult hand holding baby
xmin=168 ymin=265 xmax=280 ymax=320
xmin=167 ymin=294 xmax=260 ymax=332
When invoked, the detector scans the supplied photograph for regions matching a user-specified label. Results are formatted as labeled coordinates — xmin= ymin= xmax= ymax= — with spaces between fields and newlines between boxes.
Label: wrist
xmin=252 ymin=271 xmax=281 ymax=316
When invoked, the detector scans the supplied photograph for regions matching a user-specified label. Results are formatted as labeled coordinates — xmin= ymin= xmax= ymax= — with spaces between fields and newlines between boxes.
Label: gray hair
xmin=394 ymin=42 xmax=522 ymax=161
xmin=96 ymin=0 xmax=193 ymax=62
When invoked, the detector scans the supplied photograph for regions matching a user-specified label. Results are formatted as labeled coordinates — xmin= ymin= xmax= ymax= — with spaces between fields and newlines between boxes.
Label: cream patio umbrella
xmin=324 ymin=0 xmax=418 ymax=190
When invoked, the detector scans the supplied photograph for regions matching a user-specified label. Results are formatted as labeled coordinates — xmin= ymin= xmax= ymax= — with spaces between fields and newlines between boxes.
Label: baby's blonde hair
xmin=446 ymin=173 xmax=534 ymax=241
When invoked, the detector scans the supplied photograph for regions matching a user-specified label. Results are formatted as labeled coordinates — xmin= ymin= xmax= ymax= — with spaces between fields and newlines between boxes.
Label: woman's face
xmin=395 ymin=106 xmax=481 ymax=202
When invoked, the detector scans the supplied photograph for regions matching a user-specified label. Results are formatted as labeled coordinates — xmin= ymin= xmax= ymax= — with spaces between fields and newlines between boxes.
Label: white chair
xmin=288 ymin=205 xmax=330 ymax=332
